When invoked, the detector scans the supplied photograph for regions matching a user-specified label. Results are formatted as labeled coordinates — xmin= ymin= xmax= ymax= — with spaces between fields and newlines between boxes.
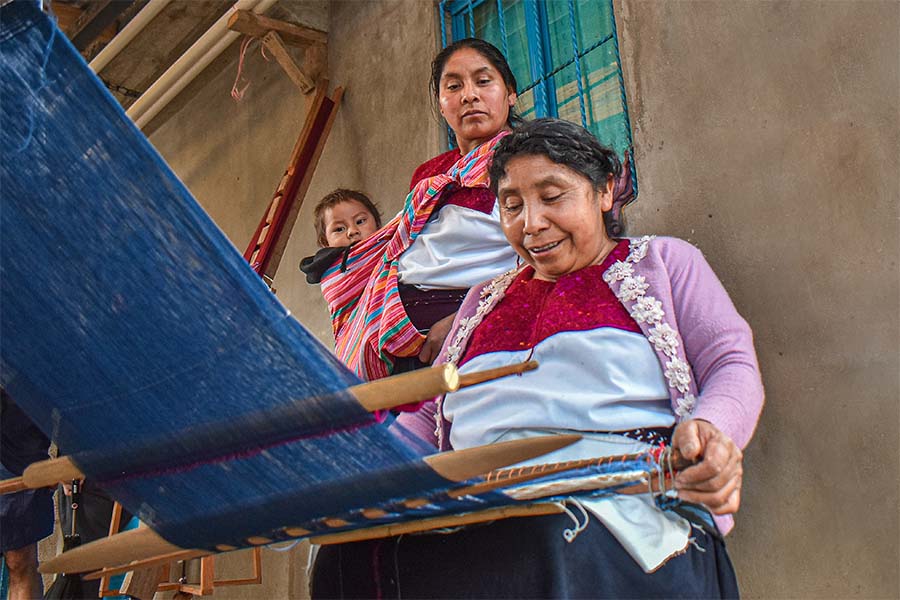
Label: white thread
xmin=561 ymin=498 xmax=591 ymax=543
xmin=688 ymin=536 xmax=707 ymax=553
xmin=266 ymin=539 xmax=301 ymax=552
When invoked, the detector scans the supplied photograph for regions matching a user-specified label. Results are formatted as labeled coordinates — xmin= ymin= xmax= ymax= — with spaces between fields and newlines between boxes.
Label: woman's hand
xmin=418 ymin=313 xmax=457 ymax=365
xmin=672 ymin=419 xmax=743 ymax=515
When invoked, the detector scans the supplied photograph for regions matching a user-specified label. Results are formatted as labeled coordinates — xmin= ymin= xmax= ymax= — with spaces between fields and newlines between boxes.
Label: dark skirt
xmin=311 ymin=512 xmax=739 ymax=599
xmin=0 ymin=391 xmax=53 ymax=553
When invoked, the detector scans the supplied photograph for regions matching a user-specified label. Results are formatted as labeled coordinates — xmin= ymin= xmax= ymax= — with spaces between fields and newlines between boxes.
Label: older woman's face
xmin=438 ymin=48 xmax=517 ymax=154
xmin=497 ymin=154 xmax=614 ymax=282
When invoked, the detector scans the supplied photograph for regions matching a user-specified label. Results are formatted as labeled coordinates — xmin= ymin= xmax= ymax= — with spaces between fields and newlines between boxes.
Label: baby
xmin=300 ymin=189 xmax=382 ymax=283
xmin=314 ymin=189 xmax=382 ymax=248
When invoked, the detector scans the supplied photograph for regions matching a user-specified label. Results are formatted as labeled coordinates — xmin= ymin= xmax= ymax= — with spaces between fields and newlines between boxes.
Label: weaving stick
xmin=458 ymin=360 xmax=538 ymax=388
xmin=83 ymin=548 xmax=209 ymax=581
xmin=40 ymin=526 xmax=194 ymax=575
xmin=38 ymin=434 xmax=580 ymax=574
xmin=349 ymin=363 xmax=459 ymax=411
xmin=0 ymin=476 xmax=27 ymax=494
xmin=310 ymin=503 xmax=565 ymax=545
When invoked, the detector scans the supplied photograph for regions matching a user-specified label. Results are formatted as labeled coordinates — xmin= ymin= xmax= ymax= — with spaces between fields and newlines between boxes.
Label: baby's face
xmin=324 ymin=200 xmax=378 ymax=247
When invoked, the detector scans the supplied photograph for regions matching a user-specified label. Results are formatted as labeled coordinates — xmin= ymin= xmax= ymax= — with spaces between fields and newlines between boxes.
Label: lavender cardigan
xmin=396 ymin=236 xmax=764 ymax=534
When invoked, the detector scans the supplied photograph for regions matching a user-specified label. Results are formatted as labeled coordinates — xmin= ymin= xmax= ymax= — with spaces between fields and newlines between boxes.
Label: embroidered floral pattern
xmin=627 ymin=236 xmax=654 ymax=263
xmin=601 ymin=236 xmax=698 ymax=420
xmin=675 ymin=394 xmax=697 ymax=418
xmin=664 ymin=357 xmax=692 ymax=394
xmin=616 ymin=275 xmax=649 ymax=302
xmin=445 ymin=267 xmax=520 ymax=365
xmin=631 ymin=296 xmax=664 ymax=324
xmin=602 ymin=260 xmax=634 ymax=283
xmin=647 ymin=323 xmax=679 ymax=357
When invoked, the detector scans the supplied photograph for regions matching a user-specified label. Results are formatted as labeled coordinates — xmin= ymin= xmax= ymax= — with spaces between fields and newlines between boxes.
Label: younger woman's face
xmin=438 ymin=48 xmax=517 ymax=154
xmin=497 ymin=154 xmax=615 ymax=282
xmin=323 ymin=200 xmax=378 ymax=247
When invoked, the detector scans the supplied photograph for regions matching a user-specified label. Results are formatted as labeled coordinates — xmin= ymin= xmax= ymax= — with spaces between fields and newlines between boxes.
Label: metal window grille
xmin=439 ymin=0 xmax=637 ymax=195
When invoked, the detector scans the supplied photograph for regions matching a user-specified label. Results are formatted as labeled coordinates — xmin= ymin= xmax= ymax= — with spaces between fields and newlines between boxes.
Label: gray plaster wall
xmin=616 ymin=1 xmax=899 ymax=597
xmin=138 ymin=0 xmax=898 ymax=598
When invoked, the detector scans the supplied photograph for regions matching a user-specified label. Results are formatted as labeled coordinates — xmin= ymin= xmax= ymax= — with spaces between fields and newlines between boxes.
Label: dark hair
xmin=430 ymin=38 xmax=523 ymax=129
xmin=489 ymin=118 xmax=628 ymax=237
xmin=313 ymin=189 xmax=382 ymax=247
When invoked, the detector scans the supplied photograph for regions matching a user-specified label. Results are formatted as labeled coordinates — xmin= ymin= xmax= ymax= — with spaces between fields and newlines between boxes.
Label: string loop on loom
xmin=560 ymin=498 xmax=590 ymax=543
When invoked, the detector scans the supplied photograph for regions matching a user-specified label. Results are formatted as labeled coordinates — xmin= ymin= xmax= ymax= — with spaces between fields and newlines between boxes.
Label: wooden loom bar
xmin=40 ymin=526 xmax=189 ymax=575
xmin=21 ymin=455 xmax=81 ymax=490
xmin=227 ymin=10 xmax=327 ymax=47
xmin=0 ymin=476 xmax=26 ymax=494
xmin=310 ymin=503 xmax=565 ymax=545
xmin=349 ymin=363 xmax=458 ymax=411
xmin=86 ymin=548 xmax=207 ymax=581
xmin=458 ymin=360 xmax=538 ymax=388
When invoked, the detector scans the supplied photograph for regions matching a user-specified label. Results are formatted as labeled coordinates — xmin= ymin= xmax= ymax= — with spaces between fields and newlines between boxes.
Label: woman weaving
xmin=312 ymin=119 xmax=764 ymax=598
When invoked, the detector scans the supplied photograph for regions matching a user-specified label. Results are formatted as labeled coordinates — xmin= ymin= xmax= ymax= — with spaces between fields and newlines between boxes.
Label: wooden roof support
xmin=227 ymin=9 xmax=327 ymax=94
xmin=65 ymin=0 xmax=135 ymax=52
xmin=227 ymin=10 xmax=326 ymax=47
xmin=261 ymin=31 xmax=314 ymax=94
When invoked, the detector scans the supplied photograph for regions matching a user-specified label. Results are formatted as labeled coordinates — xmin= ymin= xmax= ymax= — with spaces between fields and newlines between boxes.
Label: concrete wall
xmin=616 ymin=1 xmax=899 ymax=597
xmin=139 ymin=0 xmax=898 ymax=598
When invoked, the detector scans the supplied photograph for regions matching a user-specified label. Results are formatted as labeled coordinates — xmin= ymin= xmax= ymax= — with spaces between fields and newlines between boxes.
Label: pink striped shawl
xmin=321 ymin=131 xmax=509 ymax=380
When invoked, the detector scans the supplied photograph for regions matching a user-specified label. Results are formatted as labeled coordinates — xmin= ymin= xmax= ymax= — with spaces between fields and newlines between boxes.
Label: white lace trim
xmin=603 ymin=236 xmax=697 ymax=420
xmin=435 ymin=266 xmax=524 ymax=445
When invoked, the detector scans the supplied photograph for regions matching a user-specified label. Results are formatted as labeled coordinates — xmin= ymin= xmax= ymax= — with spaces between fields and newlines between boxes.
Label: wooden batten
xmin=458 ymin=360 xmax=539 ymax=388
xmin=40 ymin=526 xmax=194 ymax=575
xmin=422 ymin=434 xmax=581 ymax=482
xmin=21 ymin=455 xmax=83 ymax=490
xmin=0 ymin=476 xmax=27 ymax=495
xmin=227 ymin=10 xmax=327 ymax=47
xmin=86 ymin=548 xmax=205 ymax=581
xmin=311 ymin=503 xmax=564 ymax=546
xmin=348 ymin=363 xmax=459 ymax=412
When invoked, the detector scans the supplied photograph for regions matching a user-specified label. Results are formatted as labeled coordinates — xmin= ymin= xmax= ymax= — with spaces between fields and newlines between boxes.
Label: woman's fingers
xmin=677 ymin=473 xmax=742 ymax=514
xmin=418 ymin=313 xmax=457 ymax=364
xmin=672 ymin=419 xmax=744 ymax=515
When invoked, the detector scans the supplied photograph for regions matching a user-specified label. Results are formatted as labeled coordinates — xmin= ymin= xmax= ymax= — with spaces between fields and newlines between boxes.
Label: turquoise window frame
xmin=439 ymin=0 xmax=637 ymax=195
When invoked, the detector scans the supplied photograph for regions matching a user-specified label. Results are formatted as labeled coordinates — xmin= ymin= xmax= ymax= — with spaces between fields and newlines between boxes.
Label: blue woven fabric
xmin=0 ymin=0 xmax=450 ymax=550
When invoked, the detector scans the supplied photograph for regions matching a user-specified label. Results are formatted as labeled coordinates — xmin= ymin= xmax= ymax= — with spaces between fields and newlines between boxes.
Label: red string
xmin=231 ymin=35 xmax=272 ymax=102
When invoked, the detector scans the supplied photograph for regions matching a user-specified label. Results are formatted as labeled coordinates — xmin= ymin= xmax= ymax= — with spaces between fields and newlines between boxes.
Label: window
xmin=440 ymin=0 xmax=636 ymax=191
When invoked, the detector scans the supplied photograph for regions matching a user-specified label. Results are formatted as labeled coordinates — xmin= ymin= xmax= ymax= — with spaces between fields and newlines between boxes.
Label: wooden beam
xmin=227 ymin=10 xmax=327 ymax=47
xmin=66 ymin=0 xmax=135 ymax=52
xmin=261 ymin=31 xmax=315 ymax=94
